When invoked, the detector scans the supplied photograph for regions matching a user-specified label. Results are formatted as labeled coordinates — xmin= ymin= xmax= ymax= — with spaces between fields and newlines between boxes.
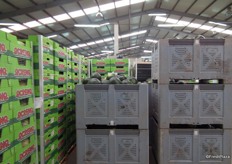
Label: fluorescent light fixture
xmin=188 ymin=23 xmax=201 ymax=28
xmin=131 ymin=0 xmax=146 ymax=4
xmin=177 ymin=20 xmax=190 ymax=26
xmin=47 ymin=35 xmax=57 ymax=38
xmin=104 ymin=37 xmax=113 ymax=42
xmin=210 ymin=27 xmax=225 ymax=33
xmin=146 ymin=39 xmax=158 ymax=43
xmin=148 ymin=13 xmax=167 ymax=16
xmin=141 ymin=56 xmax=151 ymax=59
xmin=99 ymin=2 xmax=115 ymax=11
xmin=144 ymin=50 xmax=152 ymax=53
xmin=158 ymin=24 xmax=185 ymax=27
xmin=155 ymin=16 xmax=167 ymax=22
xmin=0 ymin=28 xmax=13 ymax=33
xmin=199 ymin=25 xmax=213 ymax=30
xmin=53 ymin=13 xmax=70 ymax=21
xmin=120 ymin=30 xmax=147 ymax=38
xmin=68 ymin=10 xmax=85 ymax=18
xmin=84 ymin=6 xmax=99 ymax=14
xmin=0 ymin=23 xmax=20 ymax=26
xmin=24 ymin=21 xmax=41 ymax=28
xmin=115 ymin=0 xmax=130 ymax=8
xmin=101 ymin=50 xmax=113 ymax=53
xmin=39 ymin=17 xmax=56 ymax=24
xmin=221 ymin=30 xmax=232 ymax=35
xmin=95 ymin=40 xmax=104 ymax=44
xmin=100 ymin=22 xmax=110 ymax=26
xmin=87 ymin=42 xmax=95 ymax=46
xmin=78 ymin=43 xmax=87 ymax=47
xmin=9 ymin=24 xmax=27 ymax=31
xmin=166 ymin=18 xmax=178 ymax=24
xmin=69 ymin=45 xmax=78 ymax=49
xmin=74 ymin=24 xmax=100 ymax=28
xmin=208 ymin=21 xmax=227 ymax=27
xmin=91 ymin=52 xmax=95 ymax=54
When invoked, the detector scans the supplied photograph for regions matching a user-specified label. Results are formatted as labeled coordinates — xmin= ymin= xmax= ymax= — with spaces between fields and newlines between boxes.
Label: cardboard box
xmin=44 ymin=126 xmax=58 ymax=146
xmin=14 ymin=135 xmax=36 ymax=162
xmin=67 ymin=59 xmax=72 ymax=71
xmin=0 ymin=103 xmax=12 ymax=128
xmin=11 ymin=97 xmax=34 ymax=122
xmin=11 ymin=79 xmax=33 ymax=100
xmin=54 ymin=84 xmax=66 ymax=96
xmin=72 ymin=53 xmax=79 ymax=63
xmin=34 ymin=53 xmax=54 ymax=69
xmin=41 ymin=113 xmax=58 ymax=131
xmin=58 ymin=109 xmax=65 ymax=124
xmin=0 ymin=54 xmax=11 ymax=79
xmin=54 ymin=57 xmax=67 ymax=72
xmin=72 ymin=72 xmax=79 ymax=83
xmin=57 ymin=122 xmax=66 ymax=137
xmin=16 ymin=152 xmax=36 ymax=164
xmin=43 ymin=99 xmax=55 ymax=115
xmin=9 ymin=40 xmax=32 ymax=60
xmin=34 ymin=68 xmax=54 ymax=85
xmin=13 ymin=116 xmax=35 ymax=142
xmin=0 ymin=148 xmax=15 ymax=164
xmin=54 ymin=43 xmax=67 ymax=59
xmin=0 ymin=80 xmax=12 ymax=104
xmin=57 ymin=149 xmax=65 ymax=162
xmin=71 ymin=62 xmax=79 ymax=73
xmin=9 ymin=57 xmax=32 ymax=78
xmin=57 ymin=134 xmax=66 ymax=151
xmin=55 ymin=96 xmax=66 ymax=111
xmin=0 ymin=126 xmax=14 ymax=154
xmin=54 ymin=71 xmax=67 ymax=85
xmin=45 ymin=140 xmax=58 ymax=162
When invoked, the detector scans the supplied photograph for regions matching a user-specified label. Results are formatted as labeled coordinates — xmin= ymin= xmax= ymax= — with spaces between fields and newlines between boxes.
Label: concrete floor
xmin=63 ymin=146 xmax=156 ymax=164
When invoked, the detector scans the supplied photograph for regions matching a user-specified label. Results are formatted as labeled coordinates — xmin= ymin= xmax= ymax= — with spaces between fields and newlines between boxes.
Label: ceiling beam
xmin=0 ymin=0 xmax=79 ymax=20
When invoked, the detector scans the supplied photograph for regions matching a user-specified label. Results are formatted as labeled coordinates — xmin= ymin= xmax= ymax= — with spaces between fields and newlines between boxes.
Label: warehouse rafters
xmin=0 ymin=0 xmax=231 ymax=57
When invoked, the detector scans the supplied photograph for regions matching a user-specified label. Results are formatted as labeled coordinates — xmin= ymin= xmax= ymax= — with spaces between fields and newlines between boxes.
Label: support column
xmin=114 ymin=23 xmax=119 ymax=58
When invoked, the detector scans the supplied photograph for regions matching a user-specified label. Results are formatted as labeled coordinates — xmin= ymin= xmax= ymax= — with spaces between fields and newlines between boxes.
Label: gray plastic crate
xmin=152 ymin=39 xmax=232 ymax=84
xmin=76 ymin=129 xmax=149 ymax=164
xmin=152 ymin=84 xmax=232 ymax=128
xmin=75 ymin=84 xmax=148 ymax=129
xmin=150 ymin=119 xmax=231 ymax=164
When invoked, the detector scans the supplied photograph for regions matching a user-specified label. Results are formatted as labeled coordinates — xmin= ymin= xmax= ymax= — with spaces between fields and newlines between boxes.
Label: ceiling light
xmin=24 ymin=21 xmax=41 ymax=28
xmin=221 ymin=30 xmax=232 ymax=35
xmin=115 ymin=0 xmax=130 ymax=8
xmin=47 ymin=35 xmax=57 ymax=38
xmin=87 ymin=42 xmax=95 ymax=46
xmin=84 ymin=6 xmax=99 ymax=15
xmin=146 ymin=39 xmax=158 ymax=43
xmin=0 ymin=23 xmax=20 ymax=26
xmin=199 ymin=25 xmax=213 ymax=30
xmin=39 ymin=17 xmax=56 ymax=24
xmin=68 ymin=10 xmax=85 ymax=18
xmin=131 ymin=0 xmax=146 ymax=4
xmin=208 ymin=21 xmax=227 ymax=27
xmin=0 ymin=28 xmax=13 ymax=33
xmin=100 ymin=22 xmax=110 ymax=26
xmin=148 ymin=13 xmax=167 ymax=16
xmin=144 ymin=50 xmax=152 ymax=53
xmin=95 ymin=40 xmax=104 ymax=44
xmin=91 ymin=52 xmax=95 ymax=54
xmin=158 ymin=24 xmax=185 ymax=27
xmin=9 ymin=24 xmax=27 ymax=31
xmin=104 ymin=38 xmax=114 ymax=42
xmin=155 ymin=16 xmax=167 ymax=22
xmin=78 ymin=43 xmax=87 ymax=47
xmin=120 ymin=30 xmax=147 ymax=38
xmin=74 ymin=24 xmax=100 ymax=28
xmin=188 ymin=23 xmax=201 ymax=28
xmin=53 ymin=13 xmax=70 ymax=21
xmin=69 ymin=45 xmax=78 ymax=49
xmin=177 ymin=20 xmax=190 ymax=26
xmin=166 ymin=18 xmax=178 ymax=24
xmin=101 ymin=50 xmax=113 ymax=53
xmin=210 ymin=27 xmax=225 ymax=33
xmin=141 ymin=56 xmax=152 ymax=59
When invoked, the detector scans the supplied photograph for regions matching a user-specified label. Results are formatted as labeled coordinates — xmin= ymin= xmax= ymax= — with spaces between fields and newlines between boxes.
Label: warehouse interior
xmin=0 ymin=0 xmax=232 ymax=164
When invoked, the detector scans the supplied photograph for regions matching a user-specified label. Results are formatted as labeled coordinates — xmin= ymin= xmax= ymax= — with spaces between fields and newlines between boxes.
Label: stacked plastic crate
xmin=91 ymin=58 xmax=111 ymax=77
xmin=151 ymin=39 xmax=232 ymax=164
xmin=76 ymin=83 xmax=149 ymax=163
xmin=0 ymin=31 xmax=36 ymax=164
xmin=111 ymin=58 xmax=129 ymax=76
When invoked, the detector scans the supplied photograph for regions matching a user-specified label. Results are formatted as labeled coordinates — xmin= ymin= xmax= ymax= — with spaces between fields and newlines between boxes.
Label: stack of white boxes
xmin=151 ymin=39 xmax=232 ymax=164
xmin=76 ymin=84 xmax=149 ymax=164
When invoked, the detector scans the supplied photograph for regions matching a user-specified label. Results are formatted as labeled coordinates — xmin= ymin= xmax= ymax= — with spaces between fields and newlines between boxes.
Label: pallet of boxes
xmin=75 ymin=78 xmax=149 ymax=163
xmin=150 ymin=39 xmax=232 ymax=164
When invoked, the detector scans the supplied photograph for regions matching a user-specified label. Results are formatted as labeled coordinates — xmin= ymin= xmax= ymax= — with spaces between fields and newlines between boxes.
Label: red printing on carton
xmin=18 ymin=127 xmax=35 ymax=140
xmin=0 ymin=92 xmax=9 ymax=102
xmin=115 ymin=70 xmax=125 ymax=73
xmin=58 ymin=77 xmax=65 ymax=82
xmin=0 ymin=43 xmax=7 ymax=54
xmin=15 ymin=69 xmax=31 ymax=76
xmin=58 ymin=102 xmax=64 ymax=109
xmin=57 ymin=51 xmax=66 ymax=58
xmin=115 ymin=62 xmax=125 ymax=65
xmin=44 ymin=77 xmax=49 ymax=81
xmin=0 ymin=116 xmax=9 ymax=126
xmin=58 ymin=127 xmax=64 ymax=135
xmin=0 ymin=140 xmax=10 ymax=151
xmin=0 ymin=68 xmax=7 ymax=76
xmin=73 ymin=68 xmax=78 ymax=72
xmin=14 ymin=48 xmax=31 ymax=58
xmin=58 ymin=64 xmax=65 ymax=69
xmin=18 ymin=108 xmax=34 ymax=120
xmin=58 ymin=115 xmax=64 ymax=123
xmin=43 ymin=61 xmax=49 ymax=66
xmin=58 ymin=90 xmax=65 ymax=95
xmin=19 ymin=145 xmax=35 ymax=161
xmin=16 ymin=89 xmax=33 ymax=98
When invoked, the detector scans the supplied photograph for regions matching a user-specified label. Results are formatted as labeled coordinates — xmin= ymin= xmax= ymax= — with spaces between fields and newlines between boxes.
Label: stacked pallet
xmin=0 ymin=31 xmax=36 ymax=164
xmin=151 ymin=39 xmax=232 ymax=164
xmin=76 ymin=84 xmax=149 ymax=163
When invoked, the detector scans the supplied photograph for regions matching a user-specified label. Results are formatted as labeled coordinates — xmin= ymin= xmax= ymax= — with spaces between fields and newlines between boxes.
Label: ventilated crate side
xmin=75 ymin=84 xmax=148 ymax=129
xmin=153 ymin=127 xmax=231 ymax=164
xmin=76 ymin=129 xmax=149 ymax=164
xmin=153 ymin=84 xmax=232 ymax=128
